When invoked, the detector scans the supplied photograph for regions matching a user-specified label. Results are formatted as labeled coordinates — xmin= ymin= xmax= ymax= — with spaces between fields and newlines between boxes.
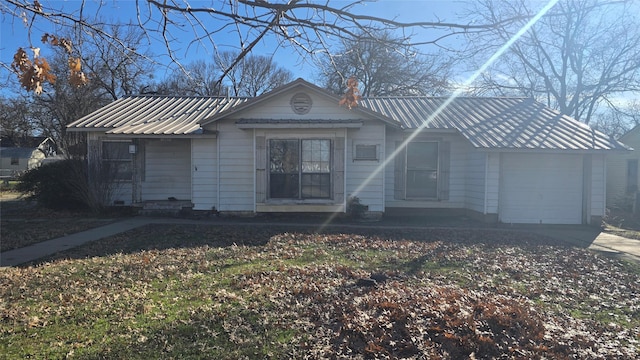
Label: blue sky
xmin=0 ymin=0 xmax=466 ymax=85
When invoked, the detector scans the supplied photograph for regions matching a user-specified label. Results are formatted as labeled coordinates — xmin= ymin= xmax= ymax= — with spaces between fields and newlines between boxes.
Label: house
xmin=0 ymin=137 xmax=57 ymax=179
xmin=66 ymin=79 xmax=629 ymax=224
xmin=607 ymin=125 xmax=639 ymax=210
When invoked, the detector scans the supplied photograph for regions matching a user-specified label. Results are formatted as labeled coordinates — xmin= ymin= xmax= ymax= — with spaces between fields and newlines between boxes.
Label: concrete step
xmin=137 ymin=200 xmax=193 ymax=216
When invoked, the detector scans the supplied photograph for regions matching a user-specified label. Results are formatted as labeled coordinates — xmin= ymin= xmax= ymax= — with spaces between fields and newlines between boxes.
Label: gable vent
xmin=290 ymin=92 xmax=312 ymax=115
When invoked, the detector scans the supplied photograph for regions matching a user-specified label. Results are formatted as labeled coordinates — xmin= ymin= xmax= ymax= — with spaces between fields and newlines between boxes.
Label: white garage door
xmin=500 ymin=154 xmax=583 ymax=224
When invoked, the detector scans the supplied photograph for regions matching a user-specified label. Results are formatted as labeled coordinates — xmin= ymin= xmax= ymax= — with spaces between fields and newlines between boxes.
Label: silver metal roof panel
xmin=359 ymin=97 xmax=627 ymax=151
xmin=67 ymin=91 xmax=627 ymax=151
xmin=68 ymin=96 xmax=248 ymax=135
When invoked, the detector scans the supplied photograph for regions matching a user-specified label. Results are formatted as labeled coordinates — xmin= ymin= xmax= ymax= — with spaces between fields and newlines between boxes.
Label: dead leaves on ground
xmin=1 ymin=225 xmax=639 ymax=358
xmin=0 ymin=219 xmax=115 ymax=252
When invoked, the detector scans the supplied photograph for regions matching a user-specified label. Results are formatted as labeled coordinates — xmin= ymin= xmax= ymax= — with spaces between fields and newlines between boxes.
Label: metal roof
xmin=359 ymin=97 xmax=628 ymax=151
xmin=67 ymin=96 xmax=248 ymax=135
xmin=66 ymin=86 xmax=627 ymax=151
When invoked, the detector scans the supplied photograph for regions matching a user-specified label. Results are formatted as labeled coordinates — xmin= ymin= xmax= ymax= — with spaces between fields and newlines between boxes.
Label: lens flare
xmin=317 ymin=0 xmax=561 ymax=232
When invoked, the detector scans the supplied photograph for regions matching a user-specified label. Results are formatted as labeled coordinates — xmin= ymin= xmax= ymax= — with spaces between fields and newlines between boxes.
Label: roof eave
xmin=67 ymin=127 xmax=113 ymax=133
xmin=103 ymin=132 xmax=217 ymax=139
xmin=477 ymin=147 xmax=629 ymax=153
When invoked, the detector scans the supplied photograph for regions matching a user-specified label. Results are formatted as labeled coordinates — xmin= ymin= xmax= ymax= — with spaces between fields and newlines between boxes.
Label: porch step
xmin=137 ymin=200 xmax=193 ymax=216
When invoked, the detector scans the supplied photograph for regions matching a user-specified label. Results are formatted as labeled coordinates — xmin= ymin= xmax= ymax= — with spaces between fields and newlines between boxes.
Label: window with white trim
xmin=269 ymin=139 xmax=331 ymax=199
xmin=354 ymin=144 xmax=378 ymax=161
xmin=405 ymin=141 xmax=438 ymax=198
xmin=102 ymin=141 xmax=133 ymax=181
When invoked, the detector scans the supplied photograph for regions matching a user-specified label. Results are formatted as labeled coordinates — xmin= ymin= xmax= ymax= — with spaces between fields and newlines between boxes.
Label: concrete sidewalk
xmin=0 ymin=218 xmax=153 ymax=267
xmin=590 ymin=233 xmax=640 ymax=263
xmin=528 ymin=227 xmax=640 ymax=264
xmin=1 ymin=217 xmax=639 ymax=267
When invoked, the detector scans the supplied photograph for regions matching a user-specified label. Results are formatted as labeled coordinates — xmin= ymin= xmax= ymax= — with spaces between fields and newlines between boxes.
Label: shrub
xmin=347 ymin=196 xmax=367 ymax=219
xmin=17 ymin=160 xmax=88 ymax=211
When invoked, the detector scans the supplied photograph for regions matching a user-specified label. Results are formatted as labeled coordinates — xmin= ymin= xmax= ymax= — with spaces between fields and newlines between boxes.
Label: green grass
xmin=0 ymin=180 xmax=19 ymax=192
xmin=1 ymin=225 xmax=639 ymax=359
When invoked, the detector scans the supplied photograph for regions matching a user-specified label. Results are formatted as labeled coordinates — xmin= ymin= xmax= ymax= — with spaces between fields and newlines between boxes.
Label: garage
xmin=500 ymin=153 xmax=583 ymax=224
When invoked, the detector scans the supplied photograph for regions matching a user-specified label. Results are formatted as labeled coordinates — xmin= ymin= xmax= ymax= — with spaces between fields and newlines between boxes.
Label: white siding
xmin=216 ymin=121 xmax=255 ymax=211
xmin=219 ymin=87 xmax=377 ymax=213
xmin=465 ymin=151 xmax=486 ymax=213
xmin=0 ymin=151 xmax=37 ymax=175
xmin=607 ymin=129 xmax=638 ymax=207
xmin=239 ymin=90 xmax=363 ymax=121
xmin=346 ymin=123 xmax=385 ymax=212
xmin=384 ymin=131 xmax=400 ymax=207
xmin=141 ymin=140 xmax=191 ymax=201
xmin=607 ymin=153 xmax=627 ymax=207
xmin=192 ymin=138 xmax=217 ymax=211
xmin=449 ymin=139 xmax=467 ymax=205
xmin=590 ymin=154 xmax=606 ymax=219
xmin=485 ymin=153 xmax=500 ymax=214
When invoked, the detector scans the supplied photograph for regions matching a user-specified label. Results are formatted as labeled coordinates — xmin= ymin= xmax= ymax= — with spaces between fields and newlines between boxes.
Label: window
xmin=354 ymin=144 xmax=378 ymax=161
xmin=627 ymin=159 xmax=638 ymax=193
xmin=10 ymin=157 xmax=19 ymax=165
xmin=269 ymin=139 xmax=331 ymax=199
xmin=405 ymin=142 xmax=438 ymax=198
xmin=102 ymin=141 xmax=133 ymax=181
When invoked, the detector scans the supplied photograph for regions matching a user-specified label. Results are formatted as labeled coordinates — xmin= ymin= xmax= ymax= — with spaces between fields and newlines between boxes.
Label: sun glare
xmin=318 ymin=0 xmax=562 ymax=231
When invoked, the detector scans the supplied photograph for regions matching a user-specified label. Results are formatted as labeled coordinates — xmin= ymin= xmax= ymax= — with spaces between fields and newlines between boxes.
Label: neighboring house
xmin=0 ymin=137 xmax=57 ymax=178
xmin=67 ymin=79 xmax=628 ymax=225
xmin=607 ymin=125 xmax=639 ymax=210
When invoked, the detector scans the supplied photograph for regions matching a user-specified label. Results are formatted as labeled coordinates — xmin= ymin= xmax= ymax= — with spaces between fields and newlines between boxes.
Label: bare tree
xmin=463 ymin=0 xmax=640 ymax=125
xmin=216 ymin=51 xmax=293 ymax=97
xmin=152 ymin=60 xmax=224 ymax=97
xmin=27 ymin=24 xmax=154 ymax=153
xmin=591 ymin=100 xmax=640 ymax=139
xmin=1 ymin=0 xmax=527 ymax=93
xmin=81 ymin=24 xmax=154 ymax=100
xmin=153 ymin=53 xmax=292 ymax=97
xmin=0 ymin=96 xmax=36 ymax=145
xmin=31 ymin=50 xmax=107 ymax=153
xmin=320 ymin=30 xmax=452 ymax=97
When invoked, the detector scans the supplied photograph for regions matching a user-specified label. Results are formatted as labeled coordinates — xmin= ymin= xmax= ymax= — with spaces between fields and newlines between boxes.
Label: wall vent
xmin=290 ymin=92 xmax=312 ymax=115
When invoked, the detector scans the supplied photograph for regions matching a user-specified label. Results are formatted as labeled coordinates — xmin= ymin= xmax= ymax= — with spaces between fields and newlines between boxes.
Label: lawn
xmin=0 ymin=195 xmax=126 ymax=252
xmin=1 ymin=224 xmax=639 ymax=359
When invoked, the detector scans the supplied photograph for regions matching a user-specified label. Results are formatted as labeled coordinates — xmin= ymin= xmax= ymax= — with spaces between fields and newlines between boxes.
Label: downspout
xmin=603 ymin=156 xmax=607 ymax=220
xmin=582 ymin=154 xmax=593 ymax=224
xmin=217 ymin=130 xmax=221 ymax=212
xmin=253 ymin=128 xmax=257 ymax=213
xmin=344 ymin=132 xmax=348 ymax=212
xmin=190 ymin=139 xmax=194 ymax=207
xmin=381 ymin=125 xmax=386 ymax=212
xmin=484 ymin=153 xmax=489 ymax=216
xmin=131 ymin=138 xmax=138 ymax=205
